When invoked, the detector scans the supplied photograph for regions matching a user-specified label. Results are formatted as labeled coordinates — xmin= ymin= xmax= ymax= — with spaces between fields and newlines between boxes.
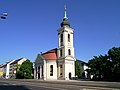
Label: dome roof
xmin=61 ymin=18 xmax=70 ymax=27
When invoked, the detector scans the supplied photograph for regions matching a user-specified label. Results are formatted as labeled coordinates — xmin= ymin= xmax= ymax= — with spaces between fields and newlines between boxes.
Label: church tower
xmin=57 ymin=5 xmax=75 ymax=80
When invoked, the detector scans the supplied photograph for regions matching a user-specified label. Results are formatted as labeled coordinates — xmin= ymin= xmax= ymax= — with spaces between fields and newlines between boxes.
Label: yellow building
xmin=0 ymin=72 xmax=3 ymax=76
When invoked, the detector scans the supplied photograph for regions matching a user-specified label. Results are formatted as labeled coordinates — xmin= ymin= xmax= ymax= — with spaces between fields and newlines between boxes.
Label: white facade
xmin=57 ymin=26 xmax=75 ymax=80
xmin=34 ymin=53 xmax=58 ymax=80
xmin=6 ymin=60 xmax=15 ymax=79
xmin=46 ymin=60 xmax=57 ymax=80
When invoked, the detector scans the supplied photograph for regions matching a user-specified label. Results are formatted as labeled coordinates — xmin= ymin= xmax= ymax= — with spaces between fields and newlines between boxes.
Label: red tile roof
xmin=42 ymin=48 xmax=57 ymax=60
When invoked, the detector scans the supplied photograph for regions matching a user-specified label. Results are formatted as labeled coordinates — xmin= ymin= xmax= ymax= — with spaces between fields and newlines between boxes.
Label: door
xmin=69 ymin=72 xmax=71 ymax=79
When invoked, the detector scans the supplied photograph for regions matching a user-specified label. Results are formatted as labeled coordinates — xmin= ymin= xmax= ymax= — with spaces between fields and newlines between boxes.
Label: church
xmin=34 ymin=6 xmax=76 ymax=80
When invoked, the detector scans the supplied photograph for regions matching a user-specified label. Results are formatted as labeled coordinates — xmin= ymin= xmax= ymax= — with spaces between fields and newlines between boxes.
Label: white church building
xmin=34 ymin=6 xmax=76 ymax=80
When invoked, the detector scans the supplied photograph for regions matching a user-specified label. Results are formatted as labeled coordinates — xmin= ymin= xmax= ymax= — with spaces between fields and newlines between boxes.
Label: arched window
xmin=60 ymin=34 xmax=63 ymax=42
xmin=68 ymin=49 xmax=71 ymax=55
xmin=50 ymin=65 xmax=53 ymax=76
xmin=68 ymin=34 xmax=70 ymax=42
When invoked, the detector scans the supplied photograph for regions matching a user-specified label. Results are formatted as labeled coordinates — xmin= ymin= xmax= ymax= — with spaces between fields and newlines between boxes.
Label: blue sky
xmin=0 ymin=0 xmax=120 ymax=64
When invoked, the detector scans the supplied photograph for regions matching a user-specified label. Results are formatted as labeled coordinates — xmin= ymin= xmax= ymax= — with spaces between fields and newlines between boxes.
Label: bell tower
xmin=57 ymin=5 xmax=75 ymax=80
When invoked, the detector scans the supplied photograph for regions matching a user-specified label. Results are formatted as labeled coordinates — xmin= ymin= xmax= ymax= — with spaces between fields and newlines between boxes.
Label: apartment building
xmin=8 ymin=58 xmax=27 ymax=79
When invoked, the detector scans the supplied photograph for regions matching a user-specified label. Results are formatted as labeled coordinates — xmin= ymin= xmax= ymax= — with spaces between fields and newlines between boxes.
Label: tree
xmin=108 ymin=47 xmax=120 ymax=64
xmin=108 ymin=47 xmax=120 ymax=81
xmin=16 ymin=71 xmax=24 ymax=79
xmin=88 ymin=55 xmax=112 ymax=80
xmin=88 ymin=47 xmax=120 ymax=81
xmin=16 ymin=60 xmax=33 ymax=79
xmin=75 ymin=60 xmax=81 ymax=78
xmin=16 ymin=64 xmax=21 ymax=71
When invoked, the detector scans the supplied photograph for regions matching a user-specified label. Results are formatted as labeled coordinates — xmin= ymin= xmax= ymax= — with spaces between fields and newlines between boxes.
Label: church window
xmin=68 ymin=49 xmax=71 ymax=55
xmin=50 ymin=65 xmax=53 ymax=76
xmin=60 ymin=34 xmax=63 ymax=42
xmin=60 ymin=65 xmax=62 ymax=68
xmin=60 ymin=49 xmax=62 ymax=57
xmin=68 ymin=34 xmax=70 ymax=42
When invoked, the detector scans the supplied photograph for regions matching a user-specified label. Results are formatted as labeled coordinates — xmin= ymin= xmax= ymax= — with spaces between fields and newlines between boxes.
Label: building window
xmin=60 ymin=49 xmax=62 ymax=57
xmin=68 ymin=34 xmax=70 ymax=42
xmin=50 ymin=65 xmax=53 ymax=76
xmin=68 ymin=49 xmax=71 ymax=55
xmin=60 ymin=65 xmax=62 ymax=68
xmin=60 ymin=34 xmax=63 ymax=42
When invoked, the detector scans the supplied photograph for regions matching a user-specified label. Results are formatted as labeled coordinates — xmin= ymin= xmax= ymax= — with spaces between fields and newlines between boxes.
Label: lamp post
xmin=0 ymin=12 xmax=8 ymax=19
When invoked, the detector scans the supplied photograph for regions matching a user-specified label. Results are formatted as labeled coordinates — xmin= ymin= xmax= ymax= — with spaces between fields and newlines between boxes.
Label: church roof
xmin=42 ymin=48 xmax=57 ymax=60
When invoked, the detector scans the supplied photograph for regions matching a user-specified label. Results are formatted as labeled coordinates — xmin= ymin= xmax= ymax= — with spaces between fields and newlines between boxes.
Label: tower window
xmin=68 ymin=34 xmax=70 ymax=42
xmin=68 ymin=49 xmax=71 ymax=55
xmin=60 ymin=34 xmax=63 ymax=42
xmin=60 ymin=65 xmax=62 ymax=68
xmin=50 ymin=65 xmax=53 ymax=76
xmin=60 ymin=49 xmax=62 ymax=57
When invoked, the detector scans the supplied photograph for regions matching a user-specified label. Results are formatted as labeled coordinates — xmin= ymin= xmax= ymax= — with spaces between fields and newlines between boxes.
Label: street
xmin=0 ymin=79 xmax=120 ymax=90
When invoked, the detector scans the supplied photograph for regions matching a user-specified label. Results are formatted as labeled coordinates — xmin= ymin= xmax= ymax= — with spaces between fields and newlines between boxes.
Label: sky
xmin=0 ymin=0 xmax=120 ymax=64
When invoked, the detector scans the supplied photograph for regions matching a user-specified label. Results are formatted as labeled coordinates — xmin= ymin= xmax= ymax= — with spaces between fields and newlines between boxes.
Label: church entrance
xmin=69 ymin=72 xmax=71 ymax=79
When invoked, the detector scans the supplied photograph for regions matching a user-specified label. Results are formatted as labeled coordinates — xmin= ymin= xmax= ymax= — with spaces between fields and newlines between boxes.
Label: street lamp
xmin=0 ymin=12 xmax=8 ymax=19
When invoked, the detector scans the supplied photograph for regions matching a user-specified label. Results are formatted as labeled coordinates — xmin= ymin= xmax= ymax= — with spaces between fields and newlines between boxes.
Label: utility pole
xmin=0 ymin=12 xmax=8 ymax=19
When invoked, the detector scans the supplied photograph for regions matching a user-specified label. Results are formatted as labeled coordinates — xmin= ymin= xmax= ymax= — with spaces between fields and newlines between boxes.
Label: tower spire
xmin=61 ymin=5 xmax=70 ymax=27
xmin=64 ymin=5 xmax=67 ymax=19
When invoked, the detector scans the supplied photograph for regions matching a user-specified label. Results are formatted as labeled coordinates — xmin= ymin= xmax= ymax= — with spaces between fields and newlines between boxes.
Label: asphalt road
xmin=0 ymin=81 xmax=58 ymax=90
xmin=0 ymin=79 xmax=120 ymax=90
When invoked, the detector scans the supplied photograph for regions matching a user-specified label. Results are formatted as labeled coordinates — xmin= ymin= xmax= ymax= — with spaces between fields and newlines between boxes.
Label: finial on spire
xmin=61 ymin=5 xmax=70 ymax=27
xmin=64 ymin=5 xmax=68 ymax=19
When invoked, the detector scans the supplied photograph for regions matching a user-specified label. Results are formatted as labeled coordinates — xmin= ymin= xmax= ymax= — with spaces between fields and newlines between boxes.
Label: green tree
xmin=16 ymin=71 xmax=24 ymax=79
xmin=108 ymin=47 xmax=120 ymax=81
xmin=16 ymin=64 xmax=21 ymax=71
xmin=75 ymin=60 xmax=81 ymax=78
xmin=16 ymin=60 xmax=33 ymax=79
xmin=88 ymin=55 xmax=112 ymax=80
